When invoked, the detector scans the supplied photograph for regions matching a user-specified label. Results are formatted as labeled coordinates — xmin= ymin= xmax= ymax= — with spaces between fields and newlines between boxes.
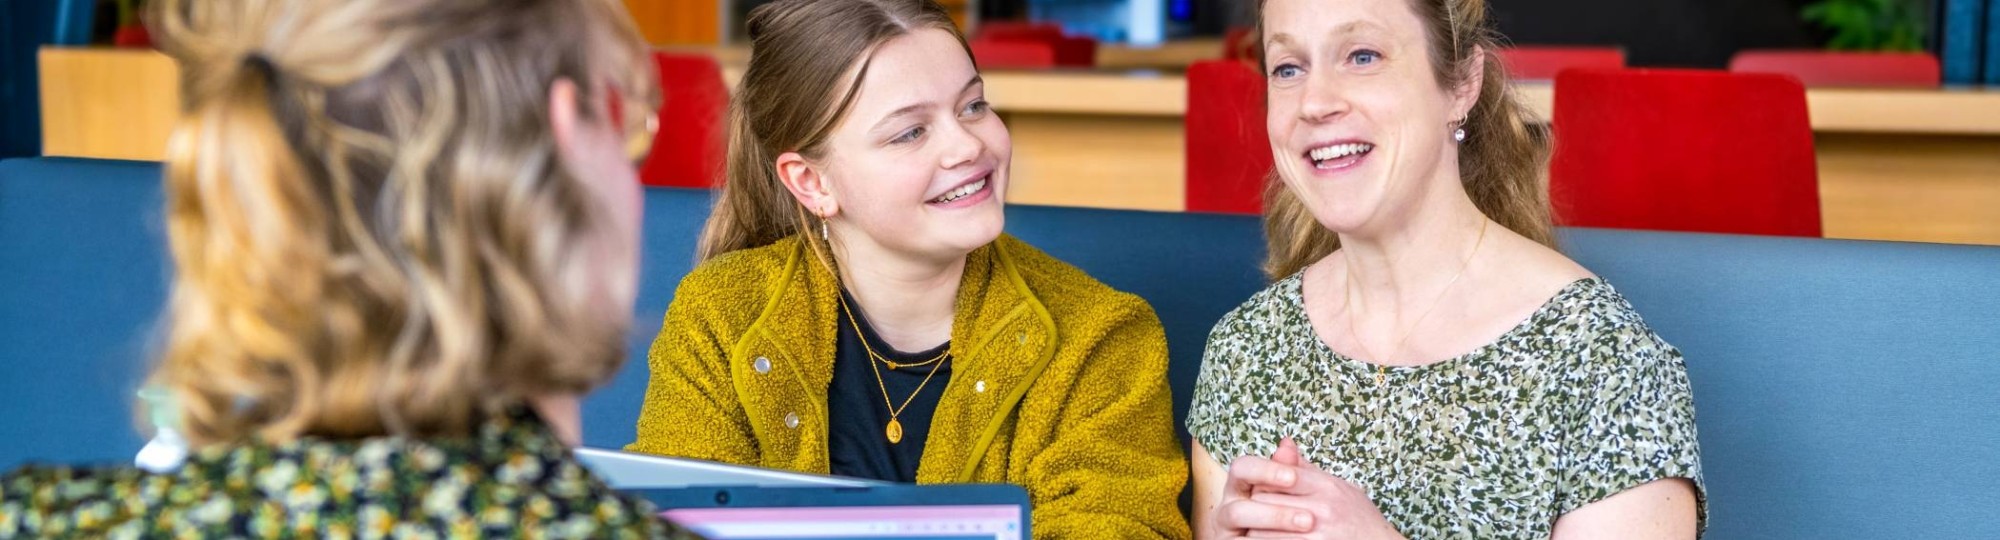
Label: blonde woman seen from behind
xmin=0 ymin=0 xmax=702 ymax=536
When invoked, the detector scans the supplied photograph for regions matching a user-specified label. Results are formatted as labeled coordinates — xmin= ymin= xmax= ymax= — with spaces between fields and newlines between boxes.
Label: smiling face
xmin=809 ymin=27 xmax=1011 ymax=262
xmin=1263 ymin=0 xmax=1478 ymax=235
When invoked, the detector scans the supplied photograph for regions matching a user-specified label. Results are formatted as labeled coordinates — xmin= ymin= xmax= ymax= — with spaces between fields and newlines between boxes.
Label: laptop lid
xmin=640 ymin=484 xmax=1031 ymax=540
xmin=575 ymin=447 xmax=881 ymax=489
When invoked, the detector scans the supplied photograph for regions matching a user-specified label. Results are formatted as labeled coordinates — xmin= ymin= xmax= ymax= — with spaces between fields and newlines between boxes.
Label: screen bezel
xmin=639 ymin=484 xmax=1031 ymax=539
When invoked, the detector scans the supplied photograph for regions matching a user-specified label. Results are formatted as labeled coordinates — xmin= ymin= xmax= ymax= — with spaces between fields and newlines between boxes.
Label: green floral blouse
xmin=1188 ymin=275 xmax=1706 ymax=538
xmin=1 ymin=408 xmax=701 ymax=539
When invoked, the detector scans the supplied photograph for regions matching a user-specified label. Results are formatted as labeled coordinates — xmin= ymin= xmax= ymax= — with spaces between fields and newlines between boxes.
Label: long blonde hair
xmin=147 ymin=0 xmax=659 ymax=445
xmin=695 ymin=0 xmax=969 ymax=262
xmin=1258 ymin=0 xmax=1555 ymax=279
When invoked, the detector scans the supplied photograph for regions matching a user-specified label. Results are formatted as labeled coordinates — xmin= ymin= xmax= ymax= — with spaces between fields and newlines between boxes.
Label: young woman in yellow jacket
xmin=626 ymin=0 xmax=1189 ymax=538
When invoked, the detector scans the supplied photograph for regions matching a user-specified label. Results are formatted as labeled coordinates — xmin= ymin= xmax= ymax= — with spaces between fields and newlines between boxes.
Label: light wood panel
xmin=1095 ymin=38 xmax=1226 ymax=70
xmin=1003 ymin=113 xmax=1184 ymax=211
xmin=38 ymin=48 xmax=179 ymax=162
xmin=1817 ymin=134 xmax=2000 ymax=245
xmin=983 ymin=70 xmax=1186 ymax=116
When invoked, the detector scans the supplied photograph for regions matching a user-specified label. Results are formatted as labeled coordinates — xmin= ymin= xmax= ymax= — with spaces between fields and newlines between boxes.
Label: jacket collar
xmin=749 ymin=235 xmax=1057 ymax=480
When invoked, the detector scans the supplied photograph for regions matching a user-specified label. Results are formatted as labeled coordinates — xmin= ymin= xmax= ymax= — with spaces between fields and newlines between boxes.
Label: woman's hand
xmin=1213 ymin=438 xmax=1406 ymax=540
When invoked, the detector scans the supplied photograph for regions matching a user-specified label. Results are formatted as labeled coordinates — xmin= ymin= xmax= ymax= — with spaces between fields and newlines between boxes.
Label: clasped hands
xmin=1208 ymin=437 xmax=1406 ymax=540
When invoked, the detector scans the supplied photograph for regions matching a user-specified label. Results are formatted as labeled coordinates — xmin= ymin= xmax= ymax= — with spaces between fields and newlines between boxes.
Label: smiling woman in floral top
xmin=0 ymin=0 xmax=699 ymax=537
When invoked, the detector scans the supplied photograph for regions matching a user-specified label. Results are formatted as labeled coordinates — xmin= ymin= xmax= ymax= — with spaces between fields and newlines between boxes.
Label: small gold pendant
xmin=886 ymin=361 xmax=901 ymax=370
xmin=886 ymin=418 xmax=904 ymax=444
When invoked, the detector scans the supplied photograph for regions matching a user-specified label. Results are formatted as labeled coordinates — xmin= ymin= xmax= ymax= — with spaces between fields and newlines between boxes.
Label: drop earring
xmin=1453 ymin=127 xmax=1467 ymax=143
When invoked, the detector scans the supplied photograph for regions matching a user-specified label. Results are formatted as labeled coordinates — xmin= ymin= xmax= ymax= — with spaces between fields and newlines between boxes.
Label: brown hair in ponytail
xmin=1257 ymin=0 xmax=1555 ymax=279
xmin=695 ymin=0 xmax=968 ymax=262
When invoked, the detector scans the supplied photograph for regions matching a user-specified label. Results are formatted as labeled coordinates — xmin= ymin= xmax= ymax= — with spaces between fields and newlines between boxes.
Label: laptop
xmin=640 ymin=484 xmax=1031 ymax=540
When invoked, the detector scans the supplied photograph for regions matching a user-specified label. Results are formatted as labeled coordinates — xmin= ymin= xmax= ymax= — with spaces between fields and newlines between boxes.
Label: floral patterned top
xmin=1 ymin=408 xmax=702 ymax=539
xmin=1188 ymin=275 xmax=1706 ymax=539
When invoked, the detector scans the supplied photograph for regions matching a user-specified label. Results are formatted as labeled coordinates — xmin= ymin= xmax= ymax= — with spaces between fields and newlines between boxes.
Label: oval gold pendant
xmin=885 ymin=418 xmax=904 ymax=444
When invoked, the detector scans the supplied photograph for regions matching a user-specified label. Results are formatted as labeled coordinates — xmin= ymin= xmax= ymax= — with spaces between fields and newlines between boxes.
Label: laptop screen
xmin=662 ymin=504 xmax=1023 ymax=540
xmin=642 ymin=485 xmax=1030 ymax=540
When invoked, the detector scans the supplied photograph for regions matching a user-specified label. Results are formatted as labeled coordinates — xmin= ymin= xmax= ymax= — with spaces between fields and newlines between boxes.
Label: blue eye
xmin=1271 ymin=63 xmax=1304 ymax=80
xmin=961 ymin=99 xmax=990 ymax=117
xmin=1351 ymin=50 xmax=1383 ymax=66
xmin=891 ymin=126 xmax=926 ymax=144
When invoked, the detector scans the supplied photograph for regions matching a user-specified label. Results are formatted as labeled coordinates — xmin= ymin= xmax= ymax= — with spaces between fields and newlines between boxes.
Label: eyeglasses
xmin=607 ymin=84 xmax=660 ymax=164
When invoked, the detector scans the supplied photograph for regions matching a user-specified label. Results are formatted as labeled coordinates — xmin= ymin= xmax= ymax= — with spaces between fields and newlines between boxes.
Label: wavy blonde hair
xmin=147 ymin=0 xmax=658 ymax=445
xmin=1258 ymin=0 xmax=1555 ymax=279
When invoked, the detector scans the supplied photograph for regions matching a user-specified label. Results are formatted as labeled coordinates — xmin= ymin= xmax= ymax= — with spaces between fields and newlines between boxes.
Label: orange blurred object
xmin=622 ymin=0 xmax=720 ymax=45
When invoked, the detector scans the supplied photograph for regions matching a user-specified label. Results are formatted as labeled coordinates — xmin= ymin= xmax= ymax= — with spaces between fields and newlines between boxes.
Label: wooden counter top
xmin=725 ymin=62 xmax=2000 ymax=134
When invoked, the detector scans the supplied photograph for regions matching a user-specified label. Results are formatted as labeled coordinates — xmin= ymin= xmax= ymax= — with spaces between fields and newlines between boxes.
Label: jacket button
xmin=1016 ymin=332 xmax=1026 ymax=344
xmin=783 ymin=413 xmax=800 ymax=429
xmin=975 ymin=380 xmax=987 ymax=393
xmin=753 ymin=357 xmax=772 ymax=374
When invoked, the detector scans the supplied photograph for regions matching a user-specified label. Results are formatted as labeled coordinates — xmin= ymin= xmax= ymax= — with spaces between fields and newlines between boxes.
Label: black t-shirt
xmin=826 ymin=289 xmax=953 ymax=483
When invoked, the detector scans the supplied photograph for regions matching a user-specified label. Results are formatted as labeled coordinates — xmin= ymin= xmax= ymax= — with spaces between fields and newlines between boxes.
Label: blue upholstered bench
xmin=2 ymin=157 xmax=1995 ymax=538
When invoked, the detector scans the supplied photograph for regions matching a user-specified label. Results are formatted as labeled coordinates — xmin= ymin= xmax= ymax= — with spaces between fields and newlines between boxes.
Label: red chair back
xmin=977 ymin=21 xmax=1064 ymax=41
xmin=1223 ymin=27 xmax=1257 ymax=61
xmin=639 ymin=52 xmax=728 ymax=188
xmin=970 ymin=39 xmax=1059 ymax=69
xmin=1498 ymin=46 xmax=1625 ymax=80
xmin=1184 ymin=60 xmax=1272 ymax=215
xmin=1729 ymin=50 xmax=1941 ymax=88
xmin=1052 ymin=36 xmax=1098 ymax=67
xmin=1550 ymin=69 xmax=1821 ymax=237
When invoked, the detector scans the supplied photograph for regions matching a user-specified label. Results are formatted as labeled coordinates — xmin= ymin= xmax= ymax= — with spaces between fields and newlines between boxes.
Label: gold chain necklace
xmin=836 ymin=291 xmax=950 ymax=444
xmin=1343 ymin=218 xmax=1488 ymax=387
xmin=837 ymin=291 xmax=948 ymax=370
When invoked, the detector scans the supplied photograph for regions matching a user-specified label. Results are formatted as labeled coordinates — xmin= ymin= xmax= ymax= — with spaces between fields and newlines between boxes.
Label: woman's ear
xmin=1453 ymin=46 xmax=1488 ymax=120
xmin=549 ymin=78 xmax=585 ymax=160
xmin=775 ymin=151 xmax=838 ymax=218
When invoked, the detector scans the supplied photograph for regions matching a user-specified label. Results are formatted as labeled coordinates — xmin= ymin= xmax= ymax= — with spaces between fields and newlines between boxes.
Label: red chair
xmin=977 ymin=21 xmax=1065 ymax=42
xmin=1184 ymin=60 xmax=1272 ymax=215
xmin=970 ymin=39 xmax=1059 ymax=69
xmin=1051 ymin=36 xmax=1097 ymax=67
xmin=1729 ymin=50 xmax=1940 ymax=88
xmin=638 ymin=53 xmax=728 ymax=188
xmin=972 ymin=20 xmax=1095 ymax=68
xmin=1497 ymin=46 xmax=1625 ymax=80
xmin=1550 ymin=69 xmax=1821 ymax=237
xmin=1223 ymin=27 xmax=1257 ymax=61
xmin=969 ymin=37 xmax=1095 ymax=68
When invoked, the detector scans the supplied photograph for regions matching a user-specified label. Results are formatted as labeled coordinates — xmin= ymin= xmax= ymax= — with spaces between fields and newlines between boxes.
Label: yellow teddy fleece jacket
xmin=628 ymin=234 xmax=1190 ymax=539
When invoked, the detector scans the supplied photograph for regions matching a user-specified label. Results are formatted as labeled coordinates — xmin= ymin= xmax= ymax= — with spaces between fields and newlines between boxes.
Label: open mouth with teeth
xmin=1306 ymin=142 xmax=1375 ymax=170
xmin=927 ymin=176 xmax=991 ymax=206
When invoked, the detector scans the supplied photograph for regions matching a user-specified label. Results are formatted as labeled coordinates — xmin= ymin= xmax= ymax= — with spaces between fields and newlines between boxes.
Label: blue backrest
xmin=3 ymin=157 xmax=1997 ymax=538
xmin=0 ymin=158 xmax=165 ymax=466
xmin=580 ymin=187 xmax=711 ymax=450
xmin=1559 ymin=228 xmax=2000 ymax=538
